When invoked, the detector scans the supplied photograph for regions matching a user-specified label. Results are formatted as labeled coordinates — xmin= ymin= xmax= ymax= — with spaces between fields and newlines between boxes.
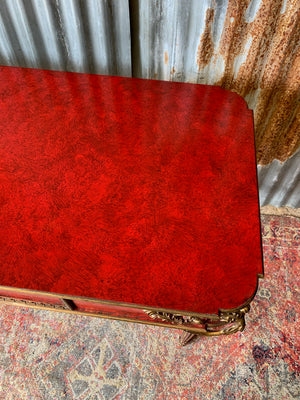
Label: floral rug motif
xmin=0 ymin=214 xmax=299 ymax=399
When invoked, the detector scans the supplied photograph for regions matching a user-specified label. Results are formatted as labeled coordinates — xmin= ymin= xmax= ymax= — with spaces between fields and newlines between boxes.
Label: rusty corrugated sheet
xmin=130 ymin=0 xmax=300 ymax=165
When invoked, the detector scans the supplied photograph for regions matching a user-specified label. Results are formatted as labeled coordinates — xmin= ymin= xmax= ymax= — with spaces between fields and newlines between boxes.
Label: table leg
xmin=180 ymin=331 xmax=196 ymax=346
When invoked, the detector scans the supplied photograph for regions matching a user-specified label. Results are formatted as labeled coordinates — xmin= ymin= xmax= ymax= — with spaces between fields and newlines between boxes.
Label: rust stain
xmin=210 ymin=0 xmax=300 ymax=164
xmin=171 ymin=66 xmax=176 ymax=74
xmin=252 ymin=1 xmax=300 ymax=164
xmin=164 ymin=51 xmax=169 ymax=65
xmin=255 ymin=52 xmax=300 ymax=164
xmin=197 ymin=8 xmax=215 ymax=69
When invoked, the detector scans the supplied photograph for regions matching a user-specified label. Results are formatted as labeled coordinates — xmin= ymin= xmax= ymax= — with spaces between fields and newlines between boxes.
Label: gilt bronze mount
xmin=144 ymin=304 xmax=251 ymax=345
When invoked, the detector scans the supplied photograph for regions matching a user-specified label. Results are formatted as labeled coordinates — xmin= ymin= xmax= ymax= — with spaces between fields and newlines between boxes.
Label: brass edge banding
xmin=0 ymin=272 xmax=263 ymax=328
xmin=219 ymin=272 xmax=262 ymax=315
xmin=0 ymin=296 xmax=66 ymax=311
xmin=0 ymin=285 xmax=219 ymax=319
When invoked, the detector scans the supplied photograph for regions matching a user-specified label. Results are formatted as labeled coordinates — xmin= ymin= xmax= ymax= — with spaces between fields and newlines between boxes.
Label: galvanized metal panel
xmin=258 ymin=149 xmax=300 ymax=208
xmin=0 ymin=0 xmax=131 ymax=76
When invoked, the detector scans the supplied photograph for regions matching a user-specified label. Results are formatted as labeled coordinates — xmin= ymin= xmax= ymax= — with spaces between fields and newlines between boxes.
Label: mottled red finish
xmin=0 ymin=66 xmax=263 ymax=315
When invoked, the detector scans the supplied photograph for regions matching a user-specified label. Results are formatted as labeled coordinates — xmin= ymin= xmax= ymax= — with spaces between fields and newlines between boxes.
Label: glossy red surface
xmin=0 ymin=66 xmax=263 ymax=314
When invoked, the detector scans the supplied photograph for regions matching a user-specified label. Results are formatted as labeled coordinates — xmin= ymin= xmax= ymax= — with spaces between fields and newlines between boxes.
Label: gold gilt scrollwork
xmin=144 ymin=311 xmax=195 ymax=325
xmin=144 ymin=305 xmax=250 ymax=338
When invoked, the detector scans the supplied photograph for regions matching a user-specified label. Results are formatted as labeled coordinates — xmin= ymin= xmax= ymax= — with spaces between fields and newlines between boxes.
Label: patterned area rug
xmin=0 ymin=214 xmax=299 ymax=399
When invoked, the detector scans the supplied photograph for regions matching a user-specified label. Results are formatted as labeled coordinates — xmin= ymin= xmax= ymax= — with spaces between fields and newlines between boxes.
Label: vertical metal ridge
xmin=0 ymin=1 xmax=28 ymax=67
xmin=257 ymin=149 xmax=300 ymax=208
xmin=54 ymin=0 xmax=92 ymax=73
xmin=109 ymin=0 xmax=131 ymax=77
xmin=29 ymin=0 xmax=65 ymax=70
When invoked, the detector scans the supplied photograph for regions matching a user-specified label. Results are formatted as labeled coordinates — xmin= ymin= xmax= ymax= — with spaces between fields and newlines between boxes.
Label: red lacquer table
xmin=0 ymin=66 xmax=263 ymax=344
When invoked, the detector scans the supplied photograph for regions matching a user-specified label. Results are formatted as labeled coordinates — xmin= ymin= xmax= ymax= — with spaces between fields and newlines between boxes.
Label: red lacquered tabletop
xmin=0 ymin=66 xmax=263 ymax=315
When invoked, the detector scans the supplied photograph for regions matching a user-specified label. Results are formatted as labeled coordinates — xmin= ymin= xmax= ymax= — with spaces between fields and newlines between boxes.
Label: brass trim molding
xmin=0 ymin=296 xmax=68 ymax=311
xmin=144 ymin=305 xmax=250 ymax=337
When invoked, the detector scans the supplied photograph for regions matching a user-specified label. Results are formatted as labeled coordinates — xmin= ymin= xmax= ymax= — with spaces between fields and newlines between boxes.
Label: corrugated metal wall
xmin=0 ymin=0 xmax=299 ymax=207
xmin=258 ymin=148 xmax=300 ymax=208
xmin=0 ymin=0 xmax=131 ymax=76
